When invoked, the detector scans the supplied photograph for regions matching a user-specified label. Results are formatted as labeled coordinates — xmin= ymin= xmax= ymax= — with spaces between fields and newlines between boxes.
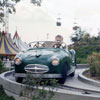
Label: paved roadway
xmin=64 ymin=68 xmax=100 ymax=92
xmin=6 ymin=68 xmax=100 ymax=92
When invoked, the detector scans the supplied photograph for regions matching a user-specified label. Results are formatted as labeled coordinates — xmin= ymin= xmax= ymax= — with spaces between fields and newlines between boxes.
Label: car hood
xmin=16 ymin=48 xmax=69 ymax=64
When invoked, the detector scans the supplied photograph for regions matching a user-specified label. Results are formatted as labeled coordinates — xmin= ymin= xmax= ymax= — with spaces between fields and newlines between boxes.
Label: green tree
xmin=0 ymin=0 xmax=42 ymax=23
xmin=31 ymin=0 xmax=42 ymax=6
xmin=70 ymin=29 xmax=100 ymax=64
xmin=0 ymin=0 xmax=20 ymax=23
xmin=82 ymin=33 xmax=90 ymax=42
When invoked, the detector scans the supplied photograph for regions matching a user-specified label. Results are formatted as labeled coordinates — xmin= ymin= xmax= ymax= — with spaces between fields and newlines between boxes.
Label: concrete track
xmin=0 ymin=67 xmax=100 ymax=100
xmin=6 ymin=68 xmax=100 ymax=92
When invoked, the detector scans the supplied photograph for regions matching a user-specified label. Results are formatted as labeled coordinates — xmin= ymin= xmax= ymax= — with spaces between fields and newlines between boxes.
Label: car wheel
xmin=15 ymin=77 xmax=23 ymax=83
xmin=70 ymin=71 xmax=75 ymax=77
xmin=59 ymin=63 xmax=67 ymax=84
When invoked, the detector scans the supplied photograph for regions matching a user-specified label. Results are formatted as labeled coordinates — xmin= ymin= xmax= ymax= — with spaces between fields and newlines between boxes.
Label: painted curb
xmin=78 ymin=69 xmax=100 ymax=87
xmin=76 ymin=64 xmax=88 ymax=68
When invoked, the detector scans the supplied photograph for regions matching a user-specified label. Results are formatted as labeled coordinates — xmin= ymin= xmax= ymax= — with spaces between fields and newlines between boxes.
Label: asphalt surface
xmin=6 ymin=68 xmax=100 ymax=92
xmin=64 ymin=68 xmax=100 ymax=92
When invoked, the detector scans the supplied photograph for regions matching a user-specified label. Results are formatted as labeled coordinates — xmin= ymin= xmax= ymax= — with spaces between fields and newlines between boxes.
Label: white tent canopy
xmin=13 ymin=31 xmax=28 ymax=51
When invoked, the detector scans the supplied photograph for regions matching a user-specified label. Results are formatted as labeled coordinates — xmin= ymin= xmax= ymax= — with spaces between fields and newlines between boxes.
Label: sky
xmin=2 ymin=0 xmax=100 ymax=44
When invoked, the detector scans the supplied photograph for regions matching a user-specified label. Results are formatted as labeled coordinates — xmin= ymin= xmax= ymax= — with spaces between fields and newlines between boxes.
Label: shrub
xmin=0 ymin=59 xmax=4 ymax=73
xmin=87 ymin=52 xmax=100 ymax=77
xmin=76 ymin=58 xmax=87 ymax=64
xmin=20 ymin=73 xmax=59 ymax=100
xmin=0 ymin=85 xmax=15 ymax=100
xmin=0 ymin=59 xmax=9 ymax=73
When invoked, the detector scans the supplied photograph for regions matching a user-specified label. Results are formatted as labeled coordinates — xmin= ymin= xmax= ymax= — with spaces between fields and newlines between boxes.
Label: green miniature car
xmin=14 ymin=41 xmax=76 ymax=84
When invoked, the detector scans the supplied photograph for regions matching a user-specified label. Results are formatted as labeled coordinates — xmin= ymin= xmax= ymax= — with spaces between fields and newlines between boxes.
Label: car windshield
xmin=28 ymin=41 xmax=67 ymax=49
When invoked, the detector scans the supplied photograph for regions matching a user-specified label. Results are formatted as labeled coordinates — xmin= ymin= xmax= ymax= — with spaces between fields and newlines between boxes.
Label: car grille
xmin=25 ymin=64 xmax=49 ymax=74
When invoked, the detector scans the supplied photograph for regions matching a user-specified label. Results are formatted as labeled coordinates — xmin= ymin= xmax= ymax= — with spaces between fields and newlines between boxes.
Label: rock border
xmin=78 ymin=69 xmax=100 ymax=87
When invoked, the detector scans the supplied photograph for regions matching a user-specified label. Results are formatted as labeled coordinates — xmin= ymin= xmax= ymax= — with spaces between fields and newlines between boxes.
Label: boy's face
xmin=56 ymin=36 xmax=63 ymax=42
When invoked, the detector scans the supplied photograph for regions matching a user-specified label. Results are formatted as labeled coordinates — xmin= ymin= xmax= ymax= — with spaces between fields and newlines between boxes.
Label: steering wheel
xmin=53 ymin=44 xmax=62 ymax=48
xmin=53 ymin=43 xmax=66 ymax=49
xmin=33 ymin=42 xmax=45 ymax=48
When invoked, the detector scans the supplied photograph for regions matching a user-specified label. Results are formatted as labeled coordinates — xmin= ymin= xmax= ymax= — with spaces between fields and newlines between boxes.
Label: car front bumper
xmin=15 ymin=73 xmax=62 ymax=78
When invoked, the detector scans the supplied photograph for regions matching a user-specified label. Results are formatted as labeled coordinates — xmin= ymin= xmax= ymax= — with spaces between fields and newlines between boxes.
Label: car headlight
xmin=14 ymin=58 xmax=22 ymax=65
xmin=52 ymin=59 xmax=59 ymax=66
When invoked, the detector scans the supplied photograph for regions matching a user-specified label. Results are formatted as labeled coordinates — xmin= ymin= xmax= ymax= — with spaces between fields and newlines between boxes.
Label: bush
xmin=20 ymin=73 xmax=59 ymax=100
xmin=0 ymin=85 xmax=15 ymax=100
xmin=0 ymin=59 xmax=9 ymax=74
xmin=75 ymin=45 xmax=100 ymax=64
xmin=0 ymin=59 xmax=4 ymax=73
xmin=87 ymin=52 xmax=100 ymax=77
xmin=76 ymin=58 xmax=87 ymax=64
xmin=70 ymin=35 xmax=100 ymax=64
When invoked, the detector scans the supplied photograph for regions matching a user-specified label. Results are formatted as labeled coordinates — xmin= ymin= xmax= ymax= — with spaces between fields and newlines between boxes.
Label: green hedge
xmin=70 ymin=35 xmax=100 ymax=64
xmin=0 ymin=59 xmax=9 ymax=74
xmin=74 ymin=45 xmax=100 ymax=64
xmin=0 ymin=59 xmax=14 ymax=100
xmin=0 ymin=85 xmax=15 ymax=100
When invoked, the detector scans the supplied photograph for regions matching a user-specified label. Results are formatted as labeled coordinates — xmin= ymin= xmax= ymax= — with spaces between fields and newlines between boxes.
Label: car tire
xmin=15 ymin=77 xmax=23 ymax=83
xmin=59 ymin=63 xmax=67 ymax=84
xmin=70 ymin=71 xmax=75 ymax=77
